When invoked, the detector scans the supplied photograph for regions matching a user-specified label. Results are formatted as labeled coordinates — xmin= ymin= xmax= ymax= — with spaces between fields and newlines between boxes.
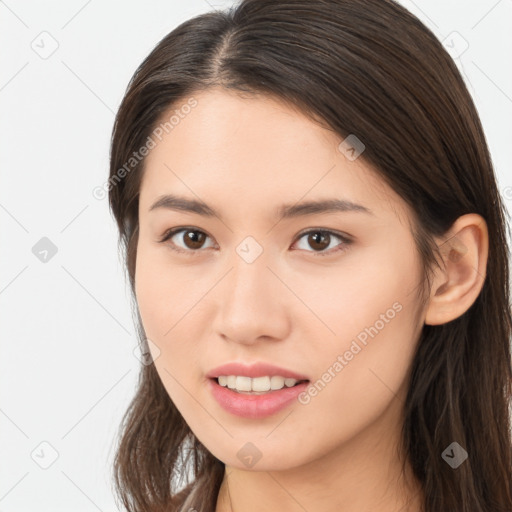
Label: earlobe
xmin=424 ymin=214 xmax=488 ymax=326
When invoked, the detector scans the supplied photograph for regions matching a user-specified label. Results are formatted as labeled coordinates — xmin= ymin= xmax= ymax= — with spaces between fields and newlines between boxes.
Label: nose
xmin=213 ymin=253 xmax=291 ymax=346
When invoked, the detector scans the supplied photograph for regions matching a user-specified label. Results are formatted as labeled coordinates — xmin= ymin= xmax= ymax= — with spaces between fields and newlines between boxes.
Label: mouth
xmin=209 ymin=377 xmax=310 ymax=395
xmin=207 ymin=376 xmax=311 ymax=418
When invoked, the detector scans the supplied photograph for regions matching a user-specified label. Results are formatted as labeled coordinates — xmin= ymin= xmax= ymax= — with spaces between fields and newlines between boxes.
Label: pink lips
xmin=207 ymin=378 xmax=310 ymax=419
xmin=206 ymin=361 xmax=310 ymax=419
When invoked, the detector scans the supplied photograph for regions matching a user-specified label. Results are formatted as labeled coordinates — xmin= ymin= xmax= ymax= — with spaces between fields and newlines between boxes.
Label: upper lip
xmin=207 ymin=362 xmax=310 ymax=381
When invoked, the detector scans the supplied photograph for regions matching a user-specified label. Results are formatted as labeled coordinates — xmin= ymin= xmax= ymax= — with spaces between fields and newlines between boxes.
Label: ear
xmin=424 ymin=213 xmax=489 ymax=326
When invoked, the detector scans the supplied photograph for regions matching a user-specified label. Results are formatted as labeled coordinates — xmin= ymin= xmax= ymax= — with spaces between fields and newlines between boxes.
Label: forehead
xmin=139 ymin=87 xmax=408 ymax=223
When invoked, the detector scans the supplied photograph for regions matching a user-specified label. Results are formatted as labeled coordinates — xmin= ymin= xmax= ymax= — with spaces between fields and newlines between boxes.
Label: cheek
xmin=300 ymin=300 xmax=419 ymax=447
xmin=312 ymin=247 xmax=418 ymax=350
xmin=134 ymin=244 xmax=204 ymax=367
xmin=135 ymin=254 xmax=203 ymax=417
xmin=134 ymin=261 xmax=167 ymax=338
xmin=302 ymin=245 xmax=421 ymax=417
xmin=134 ymin=243 xmax=188 ymax=334
xmin=302 ymin=333 xmax=415 ymax=469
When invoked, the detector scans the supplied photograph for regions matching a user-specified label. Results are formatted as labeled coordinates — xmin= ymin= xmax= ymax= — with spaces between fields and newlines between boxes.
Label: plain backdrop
xmin=1 ymin=1 xmax=511 ymax=510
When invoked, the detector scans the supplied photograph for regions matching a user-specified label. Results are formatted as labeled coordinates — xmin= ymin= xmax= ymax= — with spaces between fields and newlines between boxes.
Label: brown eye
xmin=293 ymin=229 xmax=352 ymax=256
xmin=182 ymin=230 xmax=207 ymax=249
xmin=159 ymin=228 xmax=215 ymax=254
xmin=159 ymin=227 xmax=351 ymax=257
xmin=307 ymin=231 xmax=330 ymax=251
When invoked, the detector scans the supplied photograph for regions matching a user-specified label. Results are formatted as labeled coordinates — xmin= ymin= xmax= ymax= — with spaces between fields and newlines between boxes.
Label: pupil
xmin=185 ymin=230 xmax=205 ymax=249
xmin=309 ymin=232 xmax=329 ymax=251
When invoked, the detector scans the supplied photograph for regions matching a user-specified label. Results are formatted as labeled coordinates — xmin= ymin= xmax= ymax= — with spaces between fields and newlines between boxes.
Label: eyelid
xmin=294 ymin=227 xmax=353 ymax=243
xmin=157 ymin=226 xmax=217 ymax=254
xmin=291 ymin=228 xmax=353 ymax=256
xmin=158 ymin=226 xmax=353 ymax=256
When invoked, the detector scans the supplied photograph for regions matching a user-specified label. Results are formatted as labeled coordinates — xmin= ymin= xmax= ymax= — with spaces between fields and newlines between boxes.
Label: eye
xmin=291 ymin=229 xmax=352 ymax=256
xmin=158 ymin=227 xmax=215 ymax=254
xmin=158 ymin=227 xmax=352 ymax=257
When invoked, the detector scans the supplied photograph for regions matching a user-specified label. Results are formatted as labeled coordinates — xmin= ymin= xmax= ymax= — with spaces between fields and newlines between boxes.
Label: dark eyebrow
xmin=148 ymin=194 xmax=373 ymax=219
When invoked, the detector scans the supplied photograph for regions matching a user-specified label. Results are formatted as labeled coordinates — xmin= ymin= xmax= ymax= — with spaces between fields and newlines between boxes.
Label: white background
xmin=1 ymin=1 xmax=511 ymax=510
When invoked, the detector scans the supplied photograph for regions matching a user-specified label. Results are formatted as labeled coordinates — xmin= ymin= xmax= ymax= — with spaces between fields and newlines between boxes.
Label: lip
xmin=206 ymin=362 xmax=309 ymax=381
xmin=207 ymin=378 xmax=310 ymax=419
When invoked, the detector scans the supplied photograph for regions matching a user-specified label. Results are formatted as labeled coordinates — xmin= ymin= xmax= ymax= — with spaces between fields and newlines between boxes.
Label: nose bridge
xmin=227 ymin=232 xmax=273 ymax=297
xmin=230 ymin=246 xmax=268 ymax=296
xmin=225 ymin=245 xmax=272 ymax=314
xmin=214 ymin=243 xmax=289 ymax=343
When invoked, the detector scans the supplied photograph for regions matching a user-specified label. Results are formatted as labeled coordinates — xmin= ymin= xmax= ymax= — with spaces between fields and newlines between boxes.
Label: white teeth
xmin=216 ymin=375 xmax=301 ymax=392
xmin=270 ymin=376 xmax=285 ymax=391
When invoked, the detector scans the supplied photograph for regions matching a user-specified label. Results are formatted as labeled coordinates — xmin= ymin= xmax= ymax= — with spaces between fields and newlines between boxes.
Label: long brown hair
xmin=108 ymin=1 xmax=512 ymax=510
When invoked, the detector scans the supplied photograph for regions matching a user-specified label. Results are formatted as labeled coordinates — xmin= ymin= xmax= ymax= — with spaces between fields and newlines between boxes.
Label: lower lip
xmin=207 ymin=378 xmax=310 ymax=419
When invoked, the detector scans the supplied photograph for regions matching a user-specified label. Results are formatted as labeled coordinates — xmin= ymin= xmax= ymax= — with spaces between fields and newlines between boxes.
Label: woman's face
xmin=135 ymin=87 xmax=427 ymax=470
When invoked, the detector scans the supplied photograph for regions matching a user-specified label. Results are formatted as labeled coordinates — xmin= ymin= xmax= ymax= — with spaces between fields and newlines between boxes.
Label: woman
xmin=108 ymin=0 xmax=512 ymax=511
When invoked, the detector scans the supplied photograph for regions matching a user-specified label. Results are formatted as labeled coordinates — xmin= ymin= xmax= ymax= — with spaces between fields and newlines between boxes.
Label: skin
xmin=134 ymin=86 xmax=488 ymax=512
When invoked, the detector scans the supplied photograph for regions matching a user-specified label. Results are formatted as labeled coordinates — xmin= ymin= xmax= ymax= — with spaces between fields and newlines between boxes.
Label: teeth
xmin=217 ymin=375 xmax=301 ymax=392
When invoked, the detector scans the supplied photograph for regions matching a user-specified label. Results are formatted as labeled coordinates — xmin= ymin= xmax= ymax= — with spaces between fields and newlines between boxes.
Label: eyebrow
xmin=148 ymin=194 xmax=374 ymax=219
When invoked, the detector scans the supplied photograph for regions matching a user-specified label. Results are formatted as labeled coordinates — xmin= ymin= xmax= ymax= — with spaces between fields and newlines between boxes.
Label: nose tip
xmin=212 ymin=258 xmax=291 ymax=345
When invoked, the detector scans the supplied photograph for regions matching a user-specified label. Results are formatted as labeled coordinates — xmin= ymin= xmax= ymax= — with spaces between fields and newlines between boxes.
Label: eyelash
xmin=157 ymin=227 xmax=353 ymax=257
